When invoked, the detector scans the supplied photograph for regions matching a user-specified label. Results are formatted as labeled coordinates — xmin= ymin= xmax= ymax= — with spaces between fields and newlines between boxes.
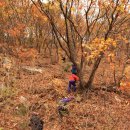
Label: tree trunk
xmin=85 ymin=55 xmax=103 ymax=89
xmin=84 ymin=31 xmax=111 ymax=89
xmin=78 ymin=70 xmax=84 ymax=89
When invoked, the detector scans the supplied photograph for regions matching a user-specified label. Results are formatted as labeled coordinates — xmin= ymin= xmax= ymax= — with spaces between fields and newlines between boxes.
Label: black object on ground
xmin=29 ymin=113 xmax=44 ymax=130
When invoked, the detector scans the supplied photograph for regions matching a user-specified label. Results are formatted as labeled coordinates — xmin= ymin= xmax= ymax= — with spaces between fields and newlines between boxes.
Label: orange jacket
xmin=69 ymin=74 xmax=79 ymax=81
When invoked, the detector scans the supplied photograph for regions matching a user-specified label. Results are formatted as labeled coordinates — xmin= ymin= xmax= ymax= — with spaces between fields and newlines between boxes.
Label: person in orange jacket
xmin=68 ymin=73 xmax=79 ymax=92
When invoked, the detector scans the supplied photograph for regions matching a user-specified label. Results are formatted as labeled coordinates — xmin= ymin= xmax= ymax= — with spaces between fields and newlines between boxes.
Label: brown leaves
xmin=0 ymin=0 xmax=6 ymax=7
xmin=17 ymin=48 xmax=38 ymax=61
xmin=31 ymin=3 xmax=48 ymax=22
xmin=5 ymin=23 xmax=26 ymax=37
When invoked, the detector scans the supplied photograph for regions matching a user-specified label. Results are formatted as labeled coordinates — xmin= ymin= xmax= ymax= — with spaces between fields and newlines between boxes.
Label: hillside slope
xmin=0 ymin=54 xmax=130 ymax=130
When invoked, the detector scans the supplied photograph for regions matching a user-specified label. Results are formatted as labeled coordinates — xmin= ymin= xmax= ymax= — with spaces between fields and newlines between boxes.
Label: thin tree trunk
xmin=78 ymin=69 xmax=84 ymax=89
xmin=85 ymin=55 xmax=103 ymax=88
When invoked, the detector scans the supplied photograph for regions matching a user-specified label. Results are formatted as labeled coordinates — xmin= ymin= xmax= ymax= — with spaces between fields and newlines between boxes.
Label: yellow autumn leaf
xmin=71 ymin=7 xmax=76 ymax=12
xmin=85 ymin=45 xmax=92 ymax=50
xmin=117 ymin=5 xmax=124 ymax=12
xmin=44 ymin=17 xmax=48 ymax=22
xmin=112 ymin=41 xmax=117 ymax=47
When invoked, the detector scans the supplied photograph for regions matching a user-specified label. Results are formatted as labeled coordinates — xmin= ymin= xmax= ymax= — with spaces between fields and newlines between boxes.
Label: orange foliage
xmin=31 ymin=4 xmax=47 ymax=22
xmin=17 ymin=47 xmax=38 ymax=61
xmin=6 ymin=23 xmax=26 ymax=37
xmin=78 ymin=5 xmax=83 ymax=10
xmin=119 ymin=82 xmax=130 ymax=92
xmin=0 ymin=0 xmax=6 ymax=7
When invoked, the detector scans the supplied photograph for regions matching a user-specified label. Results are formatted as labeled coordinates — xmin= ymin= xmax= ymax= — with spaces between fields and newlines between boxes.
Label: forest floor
xmin=0 ymin=50 xmax=130 ymax=130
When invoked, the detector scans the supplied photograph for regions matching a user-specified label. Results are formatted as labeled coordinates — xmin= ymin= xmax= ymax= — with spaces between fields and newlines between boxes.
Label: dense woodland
xmin=0 ymin=0 xmax=130 ymax=130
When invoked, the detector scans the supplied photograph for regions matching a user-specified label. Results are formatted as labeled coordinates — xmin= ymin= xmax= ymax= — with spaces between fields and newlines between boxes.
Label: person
xmin=68 ymin=73 xmax=79 ymax=93
xmin=71 ymin=64 xmax=77 ymax=74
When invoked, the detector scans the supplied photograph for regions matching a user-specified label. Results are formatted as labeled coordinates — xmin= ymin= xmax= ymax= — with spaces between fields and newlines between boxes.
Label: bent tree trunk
xmin=85 ymin=28 xmax=111 ymax=89
xmin=85 ymin=55 xmax=103 ymax=89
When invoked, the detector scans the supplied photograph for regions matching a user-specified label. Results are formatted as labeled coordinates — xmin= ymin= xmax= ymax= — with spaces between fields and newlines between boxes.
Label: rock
xmin=19 ymin=96 xmax=27 ymax=104
xmin=2 ymin=57 xmax=12 ymax=70
xmin=22 ymin=66 xmax=43 ymax=74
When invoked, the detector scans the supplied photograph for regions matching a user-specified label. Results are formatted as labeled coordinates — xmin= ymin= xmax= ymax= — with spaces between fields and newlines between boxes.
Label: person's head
xmin=72 ymin=64 xmax=75 ymax=67
xmin=71 ymin=69 xmax=77 ymax=74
